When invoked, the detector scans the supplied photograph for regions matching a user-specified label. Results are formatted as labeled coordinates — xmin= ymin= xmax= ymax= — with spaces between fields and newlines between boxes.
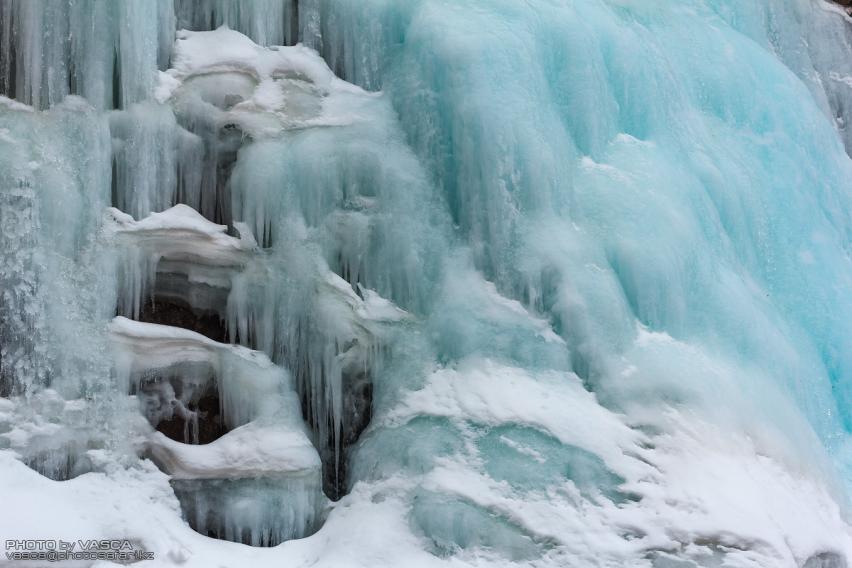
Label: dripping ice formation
xmin=0 ymin=0 xmax=851 ymax=566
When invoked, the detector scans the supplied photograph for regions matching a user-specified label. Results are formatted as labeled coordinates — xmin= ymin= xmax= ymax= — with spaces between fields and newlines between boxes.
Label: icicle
xmin=0 ymin=170 xmax=47 ymax=396
xmin=109 ymin=102 xmax=203 ymax=219
xmin=0 ymin=0 xmax=174 ymax=110
xmin=174 ymin=0 xmax=297 ymax=47
xmin=172 ymin=475 xmax=323 ymax=546
xmin=105 ymin=204 xmax=256 ymax=320
xmin=298 ymin=0 xmax=322 ymax=52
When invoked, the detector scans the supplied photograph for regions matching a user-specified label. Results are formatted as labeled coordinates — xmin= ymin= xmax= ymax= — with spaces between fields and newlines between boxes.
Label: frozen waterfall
xmin=1 ymin=1 xmax=852 ymax=567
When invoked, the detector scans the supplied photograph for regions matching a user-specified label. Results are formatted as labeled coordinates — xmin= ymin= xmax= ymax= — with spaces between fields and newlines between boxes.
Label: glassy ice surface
xmin=0 ymin=1 xmax=851 ymax=566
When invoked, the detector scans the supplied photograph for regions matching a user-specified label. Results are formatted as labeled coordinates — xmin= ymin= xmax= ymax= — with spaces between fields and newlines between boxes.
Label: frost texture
xmin=1 ymin=1 xmax=852 ymax=567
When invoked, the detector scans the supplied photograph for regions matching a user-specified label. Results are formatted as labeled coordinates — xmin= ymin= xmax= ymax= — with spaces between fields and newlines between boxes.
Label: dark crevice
xmin=319 ymin=256 xmax=374 ymax=499
xmin=110 ymin=154 xmax=119 ymax=209
xmin=138 ymin=296 xmax=228 ymax=343
xmin=295 ymin=359 xmax=373 ymax=501
xmin=333 ymin=251 xmax=366 ymax=291
xmin=0 ymin=364 xmax=17 ymax=398
xmin=0 ymin=3 xmax=17 ymax=100
xmin=335 ymin=368 xmax=373 ymax=497
xmin=0 ymin=10 xmax=18 ymax=99
xmin=132 ymin=366 xmax=226 ymax=445
xmin=112 ymin=46 xmax=121 ymax=110
xmin=67 ymin=47 xmax=76 ymax=96
xmin=289 ymin=0 xmax=300 ymax=45
xmin=213 ymin=131 xmax=238 ymax=226
xmin=172 ymin=115 xmax=246 ymax=227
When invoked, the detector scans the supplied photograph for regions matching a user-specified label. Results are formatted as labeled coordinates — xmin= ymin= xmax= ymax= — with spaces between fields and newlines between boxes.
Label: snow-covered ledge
xmin=146 ymin=420 xmax=320 ymax=481
xmin=109 ymin=317 xmax=284 ymax=430
xmin=105 ymin=205 xmax=258 ymax=319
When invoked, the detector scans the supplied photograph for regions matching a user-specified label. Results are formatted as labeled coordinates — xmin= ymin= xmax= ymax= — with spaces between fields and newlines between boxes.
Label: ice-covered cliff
xmin=1 ymin=1 xmax=852 ymax=567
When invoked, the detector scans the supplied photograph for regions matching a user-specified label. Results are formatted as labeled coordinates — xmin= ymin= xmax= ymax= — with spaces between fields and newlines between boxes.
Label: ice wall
xmin=0 ymin=96 xmax=113 ymax=398
xmin=174 ymin=0 xmax=298 ymax=46
xmin=0 ymin=0 xmax=173 ymax=110
xmin=0 ymin=1 xmax=851 ymax=567
xmin=311 ymin=0 xmax=852 ymax=450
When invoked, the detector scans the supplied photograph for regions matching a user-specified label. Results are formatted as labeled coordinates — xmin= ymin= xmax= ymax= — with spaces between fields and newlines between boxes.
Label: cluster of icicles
xmin=104 ymin=26 xmax=403 ymax=545
xmin=0 ymin=1 xmax=407 ymax=546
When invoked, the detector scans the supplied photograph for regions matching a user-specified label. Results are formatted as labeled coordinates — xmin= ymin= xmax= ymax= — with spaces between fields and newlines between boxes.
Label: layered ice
xmin=106 ymin=204 xmax=257 ymax=320
xmin=109 ymin=317 xmax=284 ymax=429
xmin=147 ymin=421 xmax=319 ymax=480
xmin=0 ymin=1 xmax=851 ymax=567
xmin=110 ymin=316 xmax=326 ymax=545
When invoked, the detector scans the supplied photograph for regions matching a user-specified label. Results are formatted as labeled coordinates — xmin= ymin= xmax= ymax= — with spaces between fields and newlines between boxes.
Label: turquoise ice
xmin=0 ymin=1 xmax=851 ymax=566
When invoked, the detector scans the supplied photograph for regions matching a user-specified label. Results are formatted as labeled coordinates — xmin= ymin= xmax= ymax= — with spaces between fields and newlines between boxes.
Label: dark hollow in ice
xmin=804 ymin=553 xmax=848 ymax=568
xmin=139 ymin=295 xmax=228 ymax=344
xmin=133 ymin=366 xmax=226 ymax=445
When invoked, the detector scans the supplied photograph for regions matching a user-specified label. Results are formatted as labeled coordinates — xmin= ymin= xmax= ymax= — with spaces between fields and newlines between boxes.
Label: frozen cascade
xmin=110 ymin=317 xmax=325 ymax=544
xmin=174 ymin=0 xmax=299 ymax=47
xmin=106 ymin=204 xmax=258 ymax=323
xmin=0 ymin=1 xmax=851 ymax=567
xmin=0 ymin=0 xmax=174 ymax=110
